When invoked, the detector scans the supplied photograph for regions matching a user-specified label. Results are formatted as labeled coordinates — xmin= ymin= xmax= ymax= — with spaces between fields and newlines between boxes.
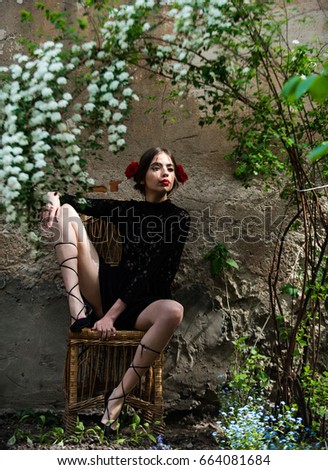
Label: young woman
xmin=41 ymin=147 xmax=190 ymax=436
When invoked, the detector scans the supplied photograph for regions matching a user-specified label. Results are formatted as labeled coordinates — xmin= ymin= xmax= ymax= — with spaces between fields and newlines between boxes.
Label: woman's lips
xmin=160 ymin=180 xmax=170 ymax=186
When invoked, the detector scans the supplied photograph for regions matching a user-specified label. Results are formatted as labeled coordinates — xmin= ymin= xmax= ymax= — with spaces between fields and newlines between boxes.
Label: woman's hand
xmin=92 ymin=315 xmax=117 ymax=339
xmin=92 ymin=299 xmax=126 ymax=339
xmin=41 ymin=192 xmax=61 ymax=229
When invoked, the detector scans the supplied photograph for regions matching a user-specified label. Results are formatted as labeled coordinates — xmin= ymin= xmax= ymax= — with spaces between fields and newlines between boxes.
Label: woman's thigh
xmin=77 ymin=239 xmax=102 ymax=313
xmin=56 ymin=204 xmax=103 ymax=313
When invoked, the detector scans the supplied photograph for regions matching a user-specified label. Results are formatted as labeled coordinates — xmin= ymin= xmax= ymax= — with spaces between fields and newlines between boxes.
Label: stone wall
xmin=0 ymin=0 xmax=327 ymax=415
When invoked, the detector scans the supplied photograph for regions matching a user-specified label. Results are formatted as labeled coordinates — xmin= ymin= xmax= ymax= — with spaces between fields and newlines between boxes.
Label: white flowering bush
xmin=0 ymin=36 xmax=137 ymax=233
xmin=2 ymin=0 xmax=325 ymax=233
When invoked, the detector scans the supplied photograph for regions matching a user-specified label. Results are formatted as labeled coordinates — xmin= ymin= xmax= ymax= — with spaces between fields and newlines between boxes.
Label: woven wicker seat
xmin=64 ymin=329 xmax=164 ymax=434
xmin=63 ymin=213 xmax=164 ymax=434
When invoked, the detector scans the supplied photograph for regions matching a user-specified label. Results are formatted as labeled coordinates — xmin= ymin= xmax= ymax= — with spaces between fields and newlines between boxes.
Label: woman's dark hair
xmin=133 ymin=147 xmax=179 ymax=195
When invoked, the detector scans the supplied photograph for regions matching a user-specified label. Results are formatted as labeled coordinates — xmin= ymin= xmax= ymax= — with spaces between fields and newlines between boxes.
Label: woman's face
xmin=143 ymin=152 xmax=176 ymax=201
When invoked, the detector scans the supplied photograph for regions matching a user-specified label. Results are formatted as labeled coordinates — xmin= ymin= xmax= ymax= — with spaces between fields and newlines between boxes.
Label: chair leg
xmin=64 ymin=407 xmax=78 ymax=435
xmin=153 ymin=406 xmax=165 ymax=435
xmin=64 ymin=341 xmax=79 ymax=435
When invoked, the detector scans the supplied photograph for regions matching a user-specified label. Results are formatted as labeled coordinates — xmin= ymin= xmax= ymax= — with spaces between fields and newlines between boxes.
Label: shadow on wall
xmin=161 ymin=284 xmax=233 ymax=412
xmin=0 ymin=277 xmax=69 ymax=412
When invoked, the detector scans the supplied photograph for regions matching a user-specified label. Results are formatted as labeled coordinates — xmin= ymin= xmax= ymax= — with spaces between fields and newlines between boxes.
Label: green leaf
xmin=308 ymin=75 xmax=328 ymax=102
xmin=116 ymin=438 xmax=126 ymax=444
xmin=204 ymin=243 xmax=238 ymax=277
xmin=39 ymin=415 xmax=46 ymax=425
xmin=7 ymin=435 xmax=16 ymax=446
xmin=75 ymin=421 xmax=84 ymax=431
xmin=148 ymin=433 xmax=157 ymax=443
xmin=281 ymin=76 xmax=302 ymax=102
xmin=281 ymin=283 xmax=298 ymax=297
xmin=77 ymin=17 xmax=88 ymax=30
xmin=85 ymin=428 xmax=98 ymax=436
xmin=132 ymin=413 xmax=141 ymax=426
xmin=307 ymin=141 xmax=328 ymax=163
xmin=293 ymin=348 xmax=302 ymax=356
xmin=211 ymin=259 xmax=221 ymax=277
xmin=294 ymin=75 xmax=317 ymax=101
xmin=226 ymin=258 xmax=239 ymax=270
xmin=20 ymin=10 xmax=34 ymax=22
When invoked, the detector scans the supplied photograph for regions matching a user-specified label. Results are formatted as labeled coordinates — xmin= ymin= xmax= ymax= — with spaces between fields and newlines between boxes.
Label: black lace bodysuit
xmin=62 ymin=195 xmax=190 ymax=329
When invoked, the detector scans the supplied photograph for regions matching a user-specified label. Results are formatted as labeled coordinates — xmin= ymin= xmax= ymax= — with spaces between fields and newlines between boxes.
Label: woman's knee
xmin=58 ymin=203 xmax=79 ymax=220
xmin=51 ymin=203 xmax=84 ymax=243
xmin=166 ymin=300 xmax=184 ymax=327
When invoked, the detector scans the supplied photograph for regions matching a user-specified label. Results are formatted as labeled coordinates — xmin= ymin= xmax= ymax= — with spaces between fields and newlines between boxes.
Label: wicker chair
xmin=64 ymin=215 xmax=164 ymax=434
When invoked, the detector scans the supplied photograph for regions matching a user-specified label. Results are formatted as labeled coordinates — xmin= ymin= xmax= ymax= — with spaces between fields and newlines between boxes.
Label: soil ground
xmin=0 ymin=409 xmax=219 ymax=450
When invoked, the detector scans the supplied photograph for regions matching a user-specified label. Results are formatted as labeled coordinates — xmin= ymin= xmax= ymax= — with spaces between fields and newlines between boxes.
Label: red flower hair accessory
xmin=175 ymin=164 xmax=188 ymax=184
xmin=125 ymin=161 xmax=139 ymax=179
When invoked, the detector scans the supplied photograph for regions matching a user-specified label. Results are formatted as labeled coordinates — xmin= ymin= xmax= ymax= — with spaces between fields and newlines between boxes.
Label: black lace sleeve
xmin=60 ymin=194 xmax=128 ymax=222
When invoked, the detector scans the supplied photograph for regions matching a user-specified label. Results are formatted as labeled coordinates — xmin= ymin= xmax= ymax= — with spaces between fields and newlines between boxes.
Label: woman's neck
xmin=144 ymin=192 xmax=168 ymax=203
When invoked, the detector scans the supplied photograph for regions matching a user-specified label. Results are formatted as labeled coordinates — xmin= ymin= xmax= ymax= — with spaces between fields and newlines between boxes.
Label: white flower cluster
xmin=0 ymin=36 xmax=138 ymax=229
xmin=85 ymin=57 xmax=136 ymax=153
xmin=0 ymin=41 xmax=89 ymax=225
xmin=166 ymin=0 xmax=229 ymax=44
xmin=101 ymin=0 xmax=232 ymax=87
xmin=66 ymin=40 xmax=137 ymax=153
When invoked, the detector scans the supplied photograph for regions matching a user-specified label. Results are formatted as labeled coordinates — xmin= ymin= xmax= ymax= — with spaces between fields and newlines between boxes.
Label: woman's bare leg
xmin=101 ymin=299 xmax=183 ymax=427
xmin=50 ymin=204 xmax=103 ymax=322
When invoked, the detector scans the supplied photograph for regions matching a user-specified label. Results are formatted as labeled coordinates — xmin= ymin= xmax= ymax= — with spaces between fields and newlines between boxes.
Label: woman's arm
xmin=60 ymin=193 xmax=127 ymax=221
xmin=92 ymin=298 xmax=127 ymax=338
xmin=42 ymin=191 xmax=130 ymax=229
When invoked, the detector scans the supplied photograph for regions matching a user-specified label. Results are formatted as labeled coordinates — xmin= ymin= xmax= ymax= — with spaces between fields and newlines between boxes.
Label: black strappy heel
xmin=100 ymin=385 xmax=127 ymax=438
xmin=70 ymin=302 xmax=96 ymax=333
xmin=54 ymin=242 xmax=96 ymax=332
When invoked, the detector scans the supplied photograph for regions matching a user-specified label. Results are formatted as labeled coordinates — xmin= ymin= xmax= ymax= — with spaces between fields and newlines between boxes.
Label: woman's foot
xmin=101 ymin=387 xmax=126 ymax=435
xmin=69 ymin=301 xmax=97 ymax=332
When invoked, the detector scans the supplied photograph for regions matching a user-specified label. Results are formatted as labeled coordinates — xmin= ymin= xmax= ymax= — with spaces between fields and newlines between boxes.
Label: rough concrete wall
xmin=0 ymin=0 xmax=327 ymax=414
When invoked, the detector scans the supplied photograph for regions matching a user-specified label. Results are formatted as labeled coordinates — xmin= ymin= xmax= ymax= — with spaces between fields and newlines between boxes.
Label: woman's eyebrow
xmin=150 ymin=162 xmax=174 ymax=167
